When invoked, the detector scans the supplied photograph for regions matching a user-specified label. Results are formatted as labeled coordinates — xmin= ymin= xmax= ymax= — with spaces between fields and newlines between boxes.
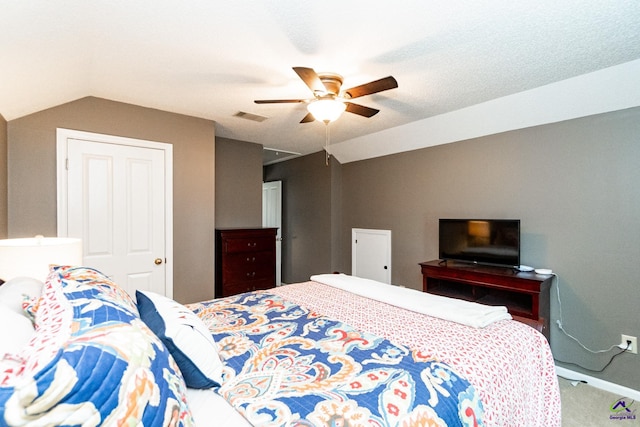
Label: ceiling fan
xmin=254 ymin=67 xmax=398 ymax=123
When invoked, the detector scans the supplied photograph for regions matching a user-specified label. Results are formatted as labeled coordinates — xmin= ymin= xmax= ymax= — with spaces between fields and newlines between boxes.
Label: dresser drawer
xmin=221 ymin=279 xmax=274 ymax=297
xmin=223 ymin=237 xmax=274 ymax=254
xmin=224 ymin=252 xmax=273 ymax=271
xmin=223 ymin=259 xmax=273 ymax=283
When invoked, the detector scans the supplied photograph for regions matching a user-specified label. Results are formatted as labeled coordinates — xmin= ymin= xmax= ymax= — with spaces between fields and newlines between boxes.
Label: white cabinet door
xmin=352 ymin=228 xmax=391 ymax=284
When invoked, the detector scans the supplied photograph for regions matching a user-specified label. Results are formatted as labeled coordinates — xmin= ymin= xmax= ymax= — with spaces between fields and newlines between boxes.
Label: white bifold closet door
xmin=58 ymin=129 xmax=173 ymax=298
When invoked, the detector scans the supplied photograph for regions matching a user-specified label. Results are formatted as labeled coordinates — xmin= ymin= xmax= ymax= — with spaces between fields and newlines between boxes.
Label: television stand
xmin=419 ymin=260 xmax=552 ymax=341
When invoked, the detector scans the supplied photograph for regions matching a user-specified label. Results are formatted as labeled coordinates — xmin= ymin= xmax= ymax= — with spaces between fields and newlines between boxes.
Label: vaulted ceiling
xmin=2 ymin=1 xmax=639 ymax=163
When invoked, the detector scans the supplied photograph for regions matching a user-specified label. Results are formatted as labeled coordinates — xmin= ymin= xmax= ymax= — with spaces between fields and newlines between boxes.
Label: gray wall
xmin=264 ymin=151 xmax=340 ymax=283
xmin=267 ymin=107 xmax=640 ymax=390
xmin=6 ymin=97 xmax=216 ymax=304
xmin=330 ymin=153 xmax=343 ymax=273
xmin=215 ymin=137 xmax=263 ymax=228
xmin=0 ymin=114 xmax=6 ymax=238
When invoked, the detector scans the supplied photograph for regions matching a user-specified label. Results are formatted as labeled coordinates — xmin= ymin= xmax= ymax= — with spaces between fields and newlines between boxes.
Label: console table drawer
xmin=422 ymin=264 xmax=542 ymax=293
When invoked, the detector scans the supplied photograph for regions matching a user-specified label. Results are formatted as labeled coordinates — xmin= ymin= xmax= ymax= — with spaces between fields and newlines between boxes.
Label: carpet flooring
xmin=559 ymin=376 xmax=639 ymax=426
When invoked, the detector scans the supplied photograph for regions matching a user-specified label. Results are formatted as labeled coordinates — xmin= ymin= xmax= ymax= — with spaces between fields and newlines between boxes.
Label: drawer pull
xmin=246 ymin=272 xmax=256 ymax=278
xmin=247 ymin=256 xmax=256 ymax=262
xmin=247 ymin=242 xmax=257 ymax=248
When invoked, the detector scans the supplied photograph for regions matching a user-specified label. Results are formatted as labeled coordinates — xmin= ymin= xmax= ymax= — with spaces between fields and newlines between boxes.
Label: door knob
xmin=154 ymin=258 xmax=163 ymax=265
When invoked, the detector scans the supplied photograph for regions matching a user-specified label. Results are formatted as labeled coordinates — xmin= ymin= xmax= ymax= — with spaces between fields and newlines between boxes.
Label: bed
xmin=0 ymin=266 xmax=560 ymax=426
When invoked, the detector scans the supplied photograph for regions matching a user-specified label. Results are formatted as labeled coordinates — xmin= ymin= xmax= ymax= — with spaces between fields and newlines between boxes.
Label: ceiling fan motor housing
xmin=317 ymin=73 xmax=344 ymax=97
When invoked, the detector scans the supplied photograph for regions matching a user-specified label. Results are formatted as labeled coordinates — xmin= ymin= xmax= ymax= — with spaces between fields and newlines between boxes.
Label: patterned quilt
xmin=270 ymin=282 xmax=561 ymax=427
xmin=0 ymin=266 xmax=193 ymax=426
xmin=190 ymin=291 xmax=484 ymax=427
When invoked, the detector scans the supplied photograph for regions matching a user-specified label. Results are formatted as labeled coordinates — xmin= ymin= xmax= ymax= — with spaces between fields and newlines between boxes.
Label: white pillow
xmin=0 ymin=276 xmax=44 ymax=316
xmin=136 ymin=290 xmax=224 ymax=389
xmin=0 ymin=305 xmax=35 ymax=357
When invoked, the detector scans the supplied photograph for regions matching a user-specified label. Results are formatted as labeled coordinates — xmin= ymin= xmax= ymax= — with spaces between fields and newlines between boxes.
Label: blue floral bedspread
xmin=191 ymin=291 xmax=485 ymax=427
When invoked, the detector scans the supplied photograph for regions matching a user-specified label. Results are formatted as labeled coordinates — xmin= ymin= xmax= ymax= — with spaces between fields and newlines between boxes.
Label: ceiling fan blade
xmin=343 ymin=76 xmax=398 ymax=99
xmin=300 ymin=112 xmax=316 ymax=123
xmin=345 ymin=102 xmax=379 ymax=118
xmin=293 ymin=67 xmax=326 ymax=93
xmin=254 ymin=99 xmax=306 ymax=104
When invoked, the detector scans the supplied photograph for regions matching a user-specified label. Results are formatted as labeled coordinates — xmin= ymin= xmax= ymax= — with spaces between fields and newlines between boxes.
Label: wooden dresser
xmin=215 ymin=228 xmax=277 ymax=298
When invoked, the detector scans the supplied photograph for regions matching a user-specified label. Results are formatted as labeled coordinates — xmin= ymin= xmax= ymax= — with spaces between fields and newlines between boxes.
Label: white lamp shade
xmin=307 ymin=99 xmax=346 ymax=123
xmin=0 ymin=237 xmax=83 ymax=282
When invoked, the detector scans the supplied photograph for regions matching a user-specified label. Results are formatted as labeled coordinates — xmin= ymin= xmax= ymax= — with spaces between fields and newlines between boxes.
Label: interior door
xmin=262 ymin=181 xmax=282 ymax=285
xmin=352 ymin=228 xmax=391 ymax=284
xmin=57 ymin=129 xmax=173 ymax=298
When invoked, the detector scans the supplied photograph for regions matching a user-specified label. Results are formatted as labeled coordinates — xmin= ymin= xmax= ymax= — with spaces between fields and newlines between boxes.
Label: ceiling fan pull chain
xmin=325 ymin=122 xmax=330 ymax=166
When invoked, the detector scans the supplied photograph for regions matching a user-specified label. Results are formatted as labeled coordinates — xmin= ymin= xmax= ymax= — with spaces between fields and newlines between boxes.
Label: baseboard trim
xmin=556 ymin=366 xmax=640 ymax=401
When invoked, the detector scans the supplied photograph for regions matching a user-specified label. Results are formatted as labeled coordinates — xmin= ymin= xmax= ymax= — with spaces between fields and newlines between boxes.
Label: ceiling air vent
xmin=234 ymin=111 xmax=268 ymax=122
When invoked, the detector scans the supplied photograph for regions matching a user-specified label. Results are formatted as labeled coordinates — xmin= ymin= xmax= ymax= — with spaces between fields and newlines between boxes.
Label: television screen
xmin=439 ymin=219 xmax=520 ymax=268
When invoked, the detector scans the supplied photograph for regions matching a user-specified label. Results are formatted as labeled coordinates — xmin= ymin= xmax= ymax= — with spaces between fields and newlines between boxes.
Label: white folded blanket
xmin=310 ymin=273 xmax=511 ymax=328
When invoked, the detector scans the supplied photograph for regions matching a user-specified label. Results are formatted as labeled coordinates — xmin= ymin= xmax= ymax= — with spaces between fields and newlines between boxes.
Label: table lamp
xmin=0 ymin=236 xmax=83 ymax=282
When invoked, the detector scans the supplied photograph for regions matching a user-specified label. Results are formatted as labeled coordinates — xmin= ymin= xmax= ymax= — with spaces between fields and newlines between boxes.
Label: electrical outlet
xmin=619 ymin=335 xmax=637 ymax=354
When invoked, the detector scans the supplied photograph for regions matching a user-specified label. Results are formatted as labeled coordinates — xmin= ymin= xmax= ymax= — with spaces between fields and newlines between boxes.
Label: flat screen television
xmin=439 ymin=219 xmax=520 ymax=268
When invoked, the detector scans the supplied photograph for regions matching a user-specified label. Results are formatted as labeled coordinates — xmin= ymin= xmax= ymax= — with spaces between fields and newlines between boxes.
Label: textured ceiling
xmin=1 ymin=1 xmax=639 ymax=162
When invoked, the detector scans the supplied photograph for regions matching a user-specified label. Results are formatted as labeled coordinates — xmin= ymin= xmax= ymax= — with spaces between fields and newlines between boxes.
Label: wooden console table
xmin=419 ymin=260 xmax=552 ymax=341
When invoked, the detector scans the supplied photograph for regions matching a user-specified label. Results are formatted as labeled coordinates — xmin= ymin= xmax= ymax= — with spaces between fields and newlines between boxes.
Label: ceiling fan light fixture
xmin=307 ymin=99 xmax=346 ymax=123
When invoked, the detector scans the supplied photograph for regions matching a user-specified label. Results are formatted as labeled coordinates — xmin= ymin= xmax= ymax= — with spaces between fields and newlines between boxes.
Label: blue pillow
xmin=136 ymin=291 xmax=223 ymax=389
